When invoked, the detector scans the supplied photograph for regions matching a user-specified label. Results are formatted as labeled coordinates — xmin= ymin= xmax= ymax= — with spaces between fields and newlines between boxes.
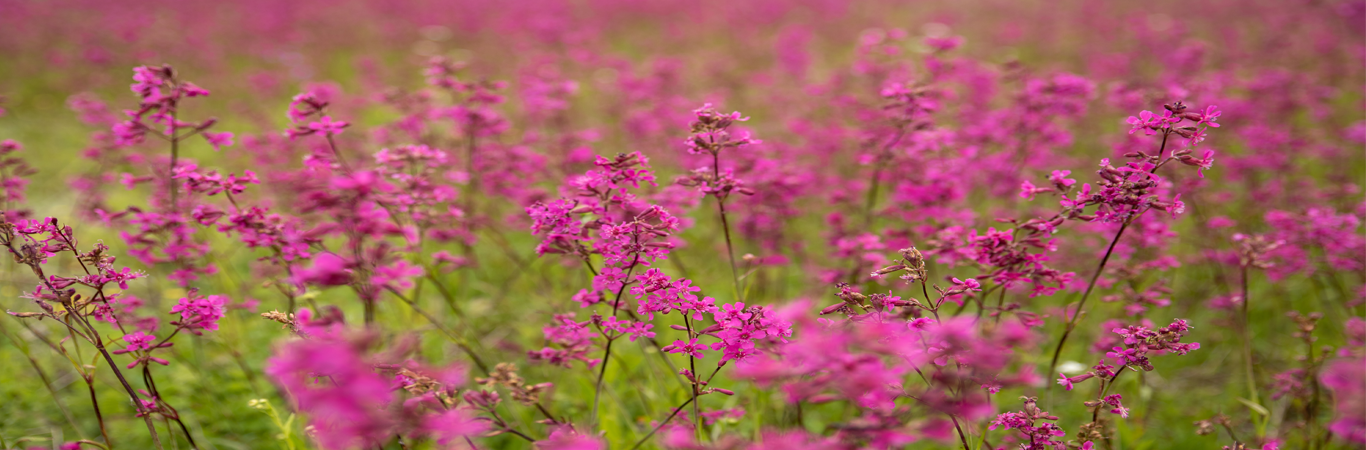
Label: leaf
xmin=1238 ymin=397 xmax=1269 ymax=416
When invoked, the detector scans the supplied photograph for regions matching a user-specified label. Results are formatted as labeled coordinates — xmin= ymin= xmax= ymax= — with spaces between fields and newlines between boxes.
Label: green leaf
xmin=1238 ymin=397 xmax=1269 ymax=416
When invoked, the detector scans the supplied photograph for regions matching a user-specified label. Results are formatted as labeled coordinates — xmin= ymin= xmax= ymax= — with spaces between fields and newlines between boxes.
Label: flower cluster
xmin=990 ymin=398 xmax=1067 ymax=450
xmin=115 ymin=65 xmax=228 ymax=149
xmin=1105 ymin=319 xmax=1200 ymax=371
xmin=266 ymin=327 xmax=487 ymax=449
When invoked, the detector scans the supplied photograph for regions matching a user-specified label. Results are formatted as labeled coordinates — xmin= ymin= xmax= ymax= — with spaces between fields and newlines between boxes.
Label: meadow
xmin=0 ymin=0 xmax=1363 ymax=449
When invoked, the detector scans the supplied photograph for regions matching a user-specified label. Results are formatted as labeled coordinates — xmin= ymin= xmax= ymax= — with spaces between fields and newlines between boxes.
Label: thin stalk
xmin=386 ymin=288 xmax=489 ymax=375
xmin=590 ymin=249 xmax=641 ymax=429
xmin=1049 ymin=130 xmax=1172 ymax=391
xmin=628 ymin=396 xmax=696 ymax=450
xmin=1306 ymin=339 xmax=1321 ymax=450
xmin=711 ymin=151 xmax=742 ymax=301
xmin=685 ymin=316 xmax=701 ymax=441
xmin=74 ymin=313 xmax=163 ymax=448
xmin=169 ymin=110 xmax=179 ymax=213
xmin=862 ymin=161 xmax=885 ymax=230
xmin=993 ymin=285 xmax=1008 ymax=324
xmin=324 ymin=133 xmax=353 ymax=173
xmin=1239 ymin=265 xmax=1265 ymax=437
xmin=1047 ymin=219 xmax=1130 ymax=384
xmin=844 ymin=129 xmax=908 ymax=285
xmin=87 ymin=378 xmax=112 ymax=448
xmin=860 ymin=129 xmax=907 ymax=229
xmin=534 ymin=402 xmax=560 ymax=424
xmin=951 ymin=415 xmax=972 ymax=450
xmin=0 ymin=319 xmax=81 ymax=433
xmin=171 ymin=416 xmax=198 ymax=450
xmin=1090 ymin=366 xmax=1128 ymax=423
xmin=461 ymin=129 xmax=479 ymax=266
xmin=494 ymin=420 xmax=534 ymax=442
xmin=425 ymin=271 xmax=467 ymax=318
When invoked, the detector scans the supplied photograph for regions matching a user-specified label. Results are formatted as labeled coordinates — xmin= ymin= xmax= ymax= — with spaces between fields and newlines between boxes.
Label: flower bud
xmin=819 ymin=302 xmax=848 ymax=315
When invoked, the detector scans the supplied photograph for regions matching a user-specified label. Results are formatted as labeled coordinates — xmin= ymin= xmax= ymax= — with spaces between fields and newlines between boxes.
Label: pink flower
xmin=266 ymin=338 xmax=396 ymax=449
xmin=421 ymin=408 xmax=487 ymax=445
xmin=1020 ymin=180 xmax=1050 ymax=200
xmin=1322 ymin=355 xmax=1366 ymax=444
xmin=295 ymin=253 xmax=352 ymax=286
xmin=116 ymin=331 xmax=157 ymax=353
xmin=169 ymin=291 xmax=228 ymax=333
xmin=1049 ymin=170 xmax=1076 ymax=188
xmin=1197 ymin=105 xmax=1221 ymax=127
xmin=112 ymin=331 xmax=170 ymax=368
xmin=1103 ymin=394 xmax=1129 ymax=418
xmin=1177 ymin=150 xmax=1215 ymax=177
xmin=202 ymin=131 xmax=234 ymax=151
xmin=949 ymin=277 xmax=982 ymax=294
xmin=308 ymin=116 xmax=349 ymax=135
xmin=1126 ymin=110 xmax=1158 ymax=135
xmin=371 ymin=260 xmax=423 ymax=291
xmin=536 ymin=427 xmax=604 ymax=450
xmin=626 ymin=322 xmax=655 ymax=342
xmin=924 ymin=35 xmax=965 ymax=52
xmin=664 ymin=338 xmax=706 ymax=358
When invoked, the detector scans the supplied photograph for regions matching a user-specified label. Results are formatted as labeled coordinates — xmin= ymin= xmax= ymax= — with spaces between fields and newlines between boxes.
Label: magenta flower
xmin=113 ymin=331 xmax=170 ymax=368
xmin=308 ymin=116 xmax=349 ymax=135
xmin=295 ymin=253 xmax=353 ymax=286
xmin=950 ymin=277 xmax=981 ymax=292
xmin=1177 ymin=150 xmax=1216 ymax=177
xmin=1048 ymin=170 xmax=1076 ymax=188
xmin=1126 ymin=110 xmax=1159 ymax=135
xmin=665 ymin=338 xmax=706 ymax=358
xmin=1197 ymin=105 xmax=1221 ymax=127
xmin=1101 ymin=394 xmax=1129 ymax=418
xmin=266 ymin=339 xmax=396 ymax=449
xmin=169 ymin=291 xmax=228 ymax=333
xmin=421 ymin=408 xmax=487 ymax=445
xmin=1056 ymin=371 xmax=1095 ymax=391
xmin=1322 ymin=354 xmax=1366 ymax=443
xmin=1020 ymin=180 xmax=1050 ymax=200
xmin=116 ymin=331 xmax=157 ymax=353
xmin=536 ymin=426 xmax=605 ymax=450
xmin=202 ymin=131 xmax=233 ymax=151
xmin=370 ymin=260 xmax=423 ymax=291
xmin=626 ymin=322 xmax=655 ymax=342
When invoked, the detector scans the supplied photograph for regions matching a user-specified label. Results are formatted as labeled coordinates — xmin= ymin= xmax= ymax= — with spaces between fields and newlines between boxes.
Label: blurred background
xmin=0 ymin=0 xmax=1362 ymax=449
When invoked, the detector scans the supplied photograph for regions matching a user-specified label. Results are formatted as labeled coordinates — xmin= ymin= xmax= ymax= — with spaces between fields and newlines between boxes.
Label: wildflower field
xmin=0 ymin=0 xmax=1363 ymax=449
